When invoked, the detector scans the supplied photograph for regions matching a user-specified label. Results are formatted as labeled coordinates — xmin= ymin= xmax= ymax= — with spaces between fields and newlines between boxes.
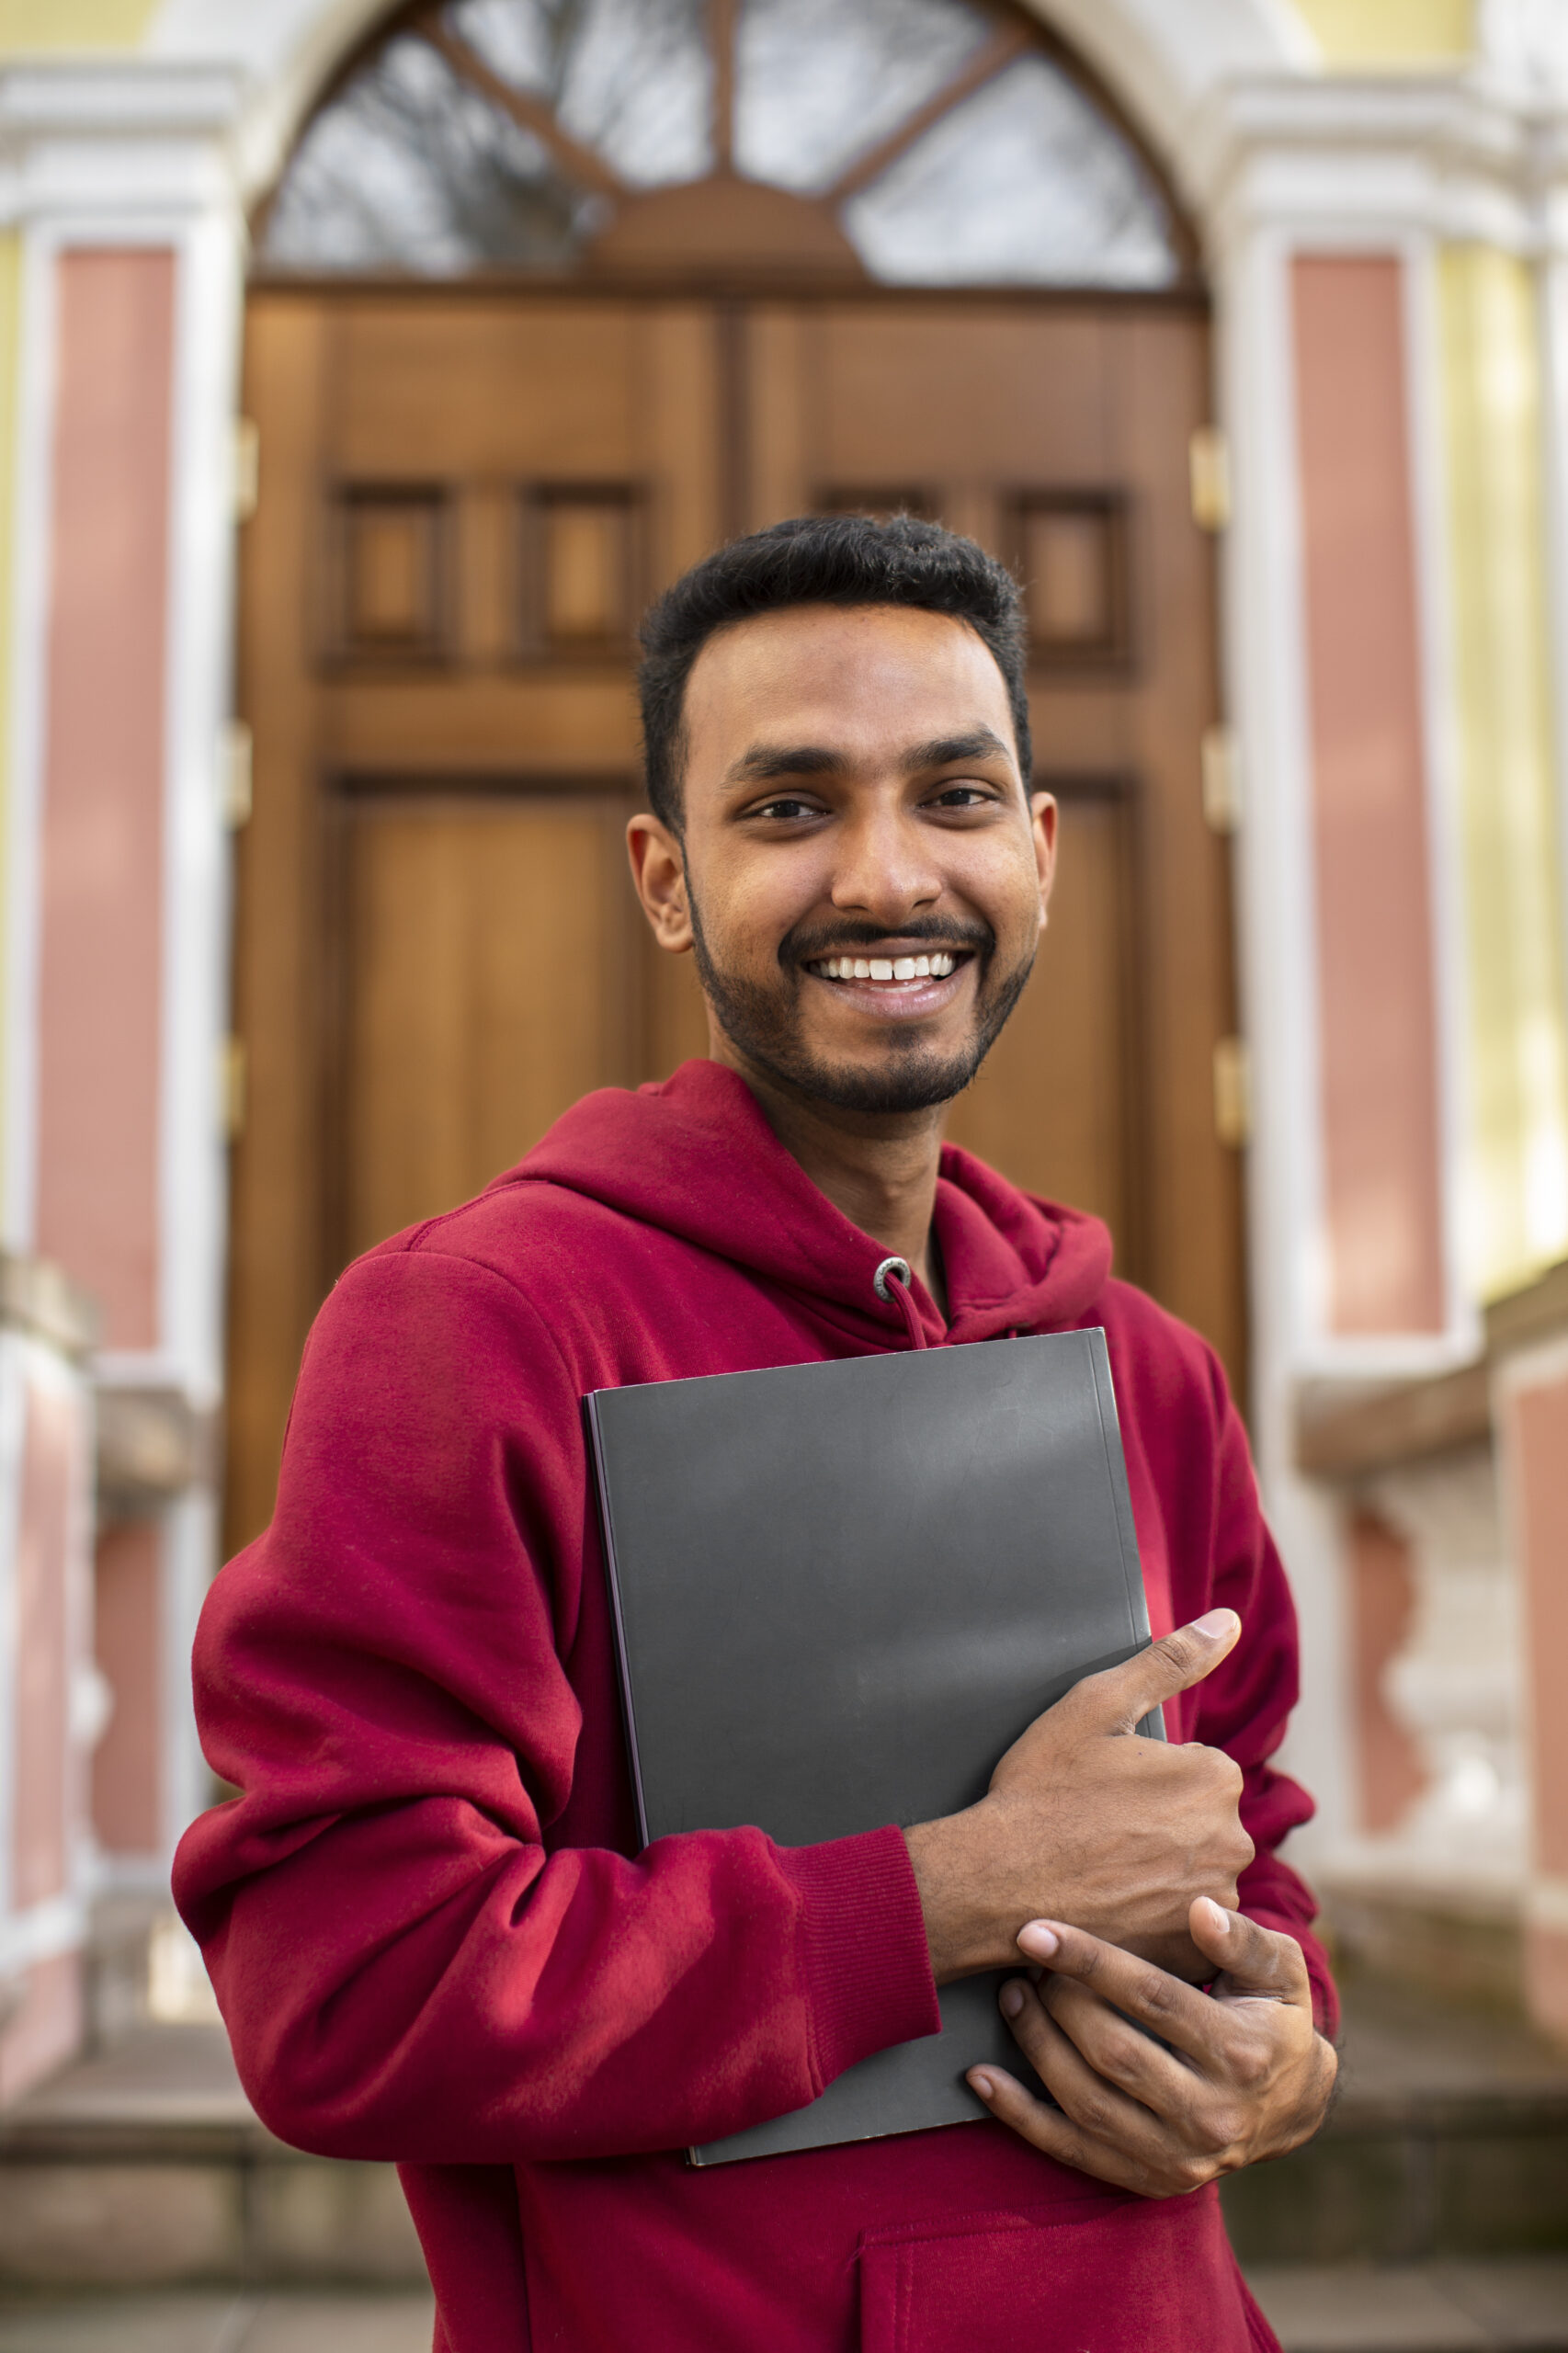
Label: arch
xmin=249 ymin=2 xmax=1204 ymax=287
xmin=147 ymin=0 xmax=1312 ymax=216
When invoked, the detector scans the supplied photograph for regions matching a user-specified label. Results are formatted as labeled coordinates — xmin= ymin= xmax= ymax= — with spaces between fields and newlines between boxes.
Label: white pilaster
xmin=0 ymin=61 xmax=249 ymax=1880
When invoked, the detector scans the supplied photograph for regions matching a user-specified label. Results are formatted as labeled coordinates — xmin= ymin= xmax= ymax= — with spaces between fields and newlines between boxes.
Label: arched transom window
xmin=260 ymin=0 xmax=1189 ymax=288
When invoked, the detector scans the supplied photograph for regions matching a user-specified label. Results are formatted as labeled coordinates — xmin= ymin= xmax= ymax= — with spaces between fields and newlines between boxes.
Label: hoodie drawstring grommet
xmin=872 ymin=1256 xmax=911 ymax=1302
xmin=873 ymin=1256 xmax=928 ymax=1351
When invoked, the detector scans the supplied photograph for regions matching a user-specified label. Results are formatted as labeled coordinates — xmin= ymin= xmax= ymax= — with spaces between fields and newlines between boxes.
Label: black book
xmin=585 ymin=1326 xmax=1162 ymax=2166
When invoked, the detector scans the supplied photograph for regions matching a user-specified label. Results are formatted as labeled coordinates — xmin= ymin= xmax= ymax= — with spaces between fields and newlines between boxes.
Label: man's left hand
xmin=966 ymin=1896 xmax=1337 ymax=2197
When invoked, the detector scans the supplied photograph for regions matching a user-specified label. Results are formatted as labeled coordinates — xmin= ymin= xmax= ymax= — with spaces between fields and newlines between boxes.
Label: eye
xmin=927 ymin=781 xmax=996 ymax=809
xmin=749 ymin=794 xmax=825 ymax=823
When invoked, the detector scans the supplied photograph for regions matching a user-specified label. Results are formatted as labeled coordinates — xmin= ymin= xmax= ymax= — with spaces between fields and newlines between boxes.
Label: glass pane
xmin=261 ymin=33 xmax=603 ymax=274
xmin=445 ymin=0 xmax=713 ymax=189
xmin=843 ymin=56 xmax=1180 ymax=289
xmin=261 ymin=2 xmax=1187 ymax=290
xmin=734 ymin=0 xmax=992 ymax=194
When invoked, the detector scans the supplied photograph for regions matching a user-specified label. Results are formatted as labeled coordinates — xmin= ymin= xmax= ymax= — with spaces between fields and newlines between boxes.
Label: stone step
xmin=0 ymin=2269 xmax=1563 ymax=2352
xmin=1244 ymin=2259 xmax=1568 ymax=2351
xmin=1 ymin=1979 xmax=1564 ymax=2291
xmin=0 ymin=2290 xmax=437 ymax=2353
xmin=0 ymin=2029 xmax=424 ymax=2292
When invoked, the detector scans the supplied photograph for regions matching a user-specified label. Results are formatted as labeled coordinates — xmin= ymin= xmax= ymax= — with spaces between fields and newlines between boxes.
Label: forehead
xmin=682 ymin=603 xmax=1016 ymax=764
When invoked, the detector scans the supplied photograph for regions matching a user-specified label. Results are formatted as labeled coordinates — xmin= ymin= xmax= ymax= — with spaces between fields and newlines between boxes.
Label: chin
xmin=762 ymin=1038 xmax=984 ymax=1116
xmin=691 ymin=925 xmax=1035 ymax=1117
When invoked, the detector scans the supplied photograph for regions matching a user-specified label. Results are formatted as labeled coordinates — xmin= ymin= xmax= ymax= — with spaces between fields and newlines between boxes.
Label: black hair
xmin=636 ymin=512 xmax=1031 ymax=832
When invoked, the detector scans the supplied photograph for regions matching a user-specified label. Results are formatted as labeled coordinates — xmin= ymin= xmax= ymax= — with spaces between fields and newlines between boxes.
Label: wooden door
xmin=745 ymin=301 xmax=1238 ymax=1370
xmin=229 ymin=286 xmax=1236 ymax=1552
xmin=228 ymin=294 xmax=717 ymax=1549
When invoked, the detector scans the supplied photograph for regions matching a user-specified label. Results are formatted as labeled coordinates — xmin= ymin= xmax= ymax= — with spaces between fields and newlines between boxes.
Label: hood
xmin=502 ymin=1060 xmax=1113 ymax=1353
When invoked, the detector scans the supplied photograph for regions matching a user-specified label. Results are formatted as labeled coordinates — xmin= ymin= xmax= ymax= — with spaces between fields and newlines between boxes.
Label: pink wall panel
xmin=1513 ymin=1372 xmax=1568 ymax=1881
xmin=12 ymin=1377 xmax=78 ymax=1910
xmin=1293 ymin=256 xmax=1446 ymax=1336
xmin=35 ymin=249 xmax=175 ymax=1349
xmin=91 ymin=1520 xmax=163 ymax=1856
xmin=1508 ymin=1369 xmax=1568 ymax=2040
xmin=1346 ymin=1510 xmax=1427 ymax=1835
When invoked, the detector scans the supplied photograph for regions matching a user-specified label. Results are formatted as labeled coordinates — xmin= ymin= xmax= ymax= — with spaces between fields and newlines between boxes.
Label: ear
xmin=628 ymin=813 xmax=694 ymax=954
xmin=1029 ymin=790 xmax=1059 ymax=932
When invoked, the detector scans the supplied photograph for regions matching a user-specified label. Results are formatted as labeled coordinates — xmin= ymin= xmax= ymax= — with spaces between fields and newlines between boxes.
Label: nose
xmin=828 ymin=801 xmax=943 ymax=927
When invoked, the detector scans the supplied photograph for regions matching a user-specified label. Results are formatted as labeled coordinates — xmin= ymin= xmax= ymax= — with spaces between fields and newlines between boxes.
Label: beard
xmin=687 ymin=891 xmax=1036 ymax=1116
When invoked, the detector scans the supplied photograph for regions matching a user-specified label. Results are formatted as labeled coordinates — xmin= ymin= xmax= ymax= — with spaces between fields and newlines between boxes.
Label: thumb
xmin=1190 ymin=1899 xmax=1312 ymax=2006
xmin=1069 ymin=1608 xmax=1241 ymax=1733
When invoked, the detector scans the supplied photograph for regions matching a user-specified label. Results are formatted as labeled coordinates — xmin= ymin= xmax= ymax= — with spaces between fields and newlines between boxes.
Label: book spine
xmin=582 ymin=1392 xmax=653 ymax=1847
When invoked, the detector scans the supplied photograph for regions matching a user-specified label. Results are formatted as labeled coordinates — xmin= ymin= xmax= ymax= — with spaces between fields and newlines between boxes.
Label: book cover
xmin=585 ymin=1327 xmax=1160 ymax=2165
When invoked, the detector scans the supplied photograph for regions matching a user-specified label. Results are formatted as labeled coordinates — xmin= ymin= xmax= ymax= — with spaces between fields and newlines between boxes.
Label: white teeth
xmin=813 ymin=949 xmax=959 ymax=982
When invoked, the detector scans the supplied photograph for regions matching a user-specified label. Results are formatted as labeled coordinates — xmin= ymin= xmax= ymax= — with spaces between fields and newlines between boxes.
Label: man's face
xmin=631 ymin=602 xmax=1056 ymax=1117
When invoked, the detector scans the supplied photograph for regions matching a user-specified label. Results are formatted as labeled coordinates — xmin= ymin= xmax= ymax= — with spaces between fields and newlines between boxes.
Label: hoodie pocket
xmin=858 ymin=2183 xmax=1278 ymax=2353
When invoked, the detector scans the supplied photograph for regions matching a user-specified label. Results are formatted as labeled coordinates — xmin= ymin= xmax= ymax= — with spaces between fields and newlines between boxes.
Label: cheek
xmin=960 ymin=842 xmax=1046 ymax=945
xmin=696 ymin=847 xmax=825 ymax=961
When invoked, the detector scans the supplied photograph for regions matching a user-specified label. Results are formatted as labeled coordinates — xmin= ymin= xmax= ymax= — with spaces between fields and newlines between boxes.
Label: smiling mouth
xmin=805 ymin=949 xmax=968 ymax=986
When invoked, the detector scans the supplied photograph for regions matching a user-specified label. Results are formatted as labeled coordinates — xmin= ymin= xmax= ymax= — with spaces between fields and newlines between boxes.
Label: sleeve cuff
xmin=775 ymin=1824 xmax=943 ymax=2095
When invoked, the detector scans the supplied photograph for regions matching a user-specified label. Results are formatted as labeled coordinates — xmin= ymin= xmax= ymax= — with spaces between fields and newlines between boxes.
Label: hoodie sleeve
xmin=173 ymin=1247 xmax=940 ymax=2165
xmin=1155 ymin=1349 xmax=1339 ymax=2043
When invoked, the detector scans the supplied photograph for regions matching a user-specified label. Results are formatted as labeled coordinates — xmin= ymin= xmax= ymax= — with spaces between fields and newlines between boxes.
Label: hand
xmin=967 ymin=1897 xmax=1337 ymax=2197
xmin=904 ymin=1611 xmax=1254 ymax=1984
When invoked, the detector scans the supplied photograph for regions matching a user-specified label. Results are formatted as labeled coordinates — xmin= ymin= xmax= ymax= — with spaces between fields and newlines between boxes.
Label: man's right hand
xmin=903 ymin=1610 xmax=1253 ymax=1985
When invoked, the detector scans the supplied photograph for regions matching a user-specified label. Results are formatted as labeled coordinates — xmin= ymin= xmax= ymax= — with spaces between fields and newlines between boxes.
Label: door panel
xmin=229 ymin=286 xmax=1237 ymax=1553
xmin=229 ymin=295 xmax=719 ymax=1550
xmin=333 ymin=305 xmax=646 ymax=477
xmin=336 ymin=794 xmax=636 ymax=1262
xmin=739 ymin=299 xmax=1239 ymax=1359
xmin=815 ymin=309 xmax=1115 ymax=485
xmin=946 ymin=786 xmax=1139 ymax=1264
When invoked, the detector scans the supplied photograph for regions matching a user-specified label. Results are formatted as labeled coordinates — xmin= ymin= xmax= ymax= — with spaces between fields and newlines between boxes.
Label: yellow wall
xmin=1293 ymin=0 xmax=1473 ymax=66
xmin=0 ymin=0 xmax=1478 ymax=70
xmin=1439 ymin=247 xmax=1568 ymax=1301
xmin=0 ymin=0 xmax=158 ymax=51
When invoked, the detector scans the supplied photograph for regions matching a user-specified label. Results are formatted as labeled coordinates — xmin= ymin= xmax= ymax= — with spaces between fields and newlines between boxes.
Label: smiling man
xmin=176 ymin=517 xmax=1336 ymax=2353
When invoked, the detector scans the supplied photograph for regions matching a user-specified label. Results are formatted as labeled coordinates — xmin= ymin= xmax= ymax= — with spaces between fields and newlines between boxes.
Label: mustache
xmin=778 ymin=913 xmax=995 ymax=969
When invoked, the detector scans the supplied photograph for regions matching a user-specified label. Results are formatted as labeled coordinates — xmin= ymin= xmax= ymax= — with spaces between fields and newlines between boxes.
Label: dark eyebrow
xmin=901 ymin=728 xmax=1013 ymax=773
xmin=722 ymin=727 xmax=1013 ymax=790
xmin=723 ymin=743 xmax=846 ymax=787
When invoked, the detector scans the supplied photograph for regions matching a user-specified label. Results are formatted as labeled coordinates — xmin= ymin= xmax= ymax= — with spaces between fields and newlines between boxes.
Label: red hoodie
xmin=176 ymin=1060 xmax=1333 ymax=2353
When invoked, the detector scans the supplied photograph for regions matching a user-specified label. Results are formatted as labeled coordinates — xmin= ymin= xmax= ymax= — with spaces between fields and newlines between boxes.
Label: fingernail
xmin=969 ymin=2070 xmax=996 ymax=2099
xmin=1194 ymin=1608 xmax=1239 ymax=1640
xmin=1200 ymin=1897 xmax=1231 ymax=1934
xmin=1000 ymin=1980 xmax=1026 ymax=2018
xmin=1017 ymin=1920 xmax=1061 ymax=1960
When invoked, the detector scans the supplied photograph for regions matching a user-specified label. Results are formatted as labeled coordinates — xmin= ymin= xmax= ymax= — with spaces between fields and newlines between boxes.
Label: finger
xmin=991 ymin=1980 xmax=1204 ymax=2179
xmin=1061 ymin=1610 xmax=1242 ymax=1734
xmin=967 ymin=2063 xmax=1151 ymax=2193
xmin=1015 ymin=1918 xmax=1225 ymax=2065
xmin=1007 ymin=1967 xmax=1191 ymax=2118
xmin=1034 ymin=1973 xmax=1199 ymax=2109
xmin=1189 ymin=1900 xmax=1312 ymax=2006
xmin=1000 ymin=1979 xmax=1174 ymax=2142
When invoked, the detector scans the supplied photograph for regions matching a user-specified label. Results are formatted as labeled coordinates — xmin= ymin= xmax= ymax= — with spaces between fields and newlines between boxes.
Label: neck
xmin=711 ymin=1035 xmax=948 ymax=1296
